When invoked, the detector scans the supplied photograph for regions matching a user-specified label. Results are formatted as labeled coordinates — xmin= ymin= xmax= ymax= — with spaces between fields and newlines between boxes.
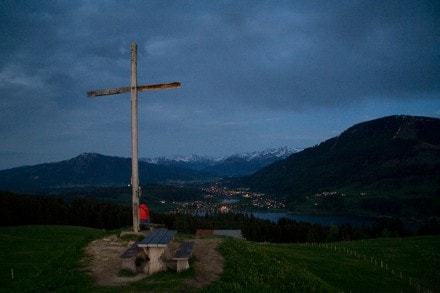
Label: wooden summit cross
xmin=87 ymin=42 xmax=180 ymax=233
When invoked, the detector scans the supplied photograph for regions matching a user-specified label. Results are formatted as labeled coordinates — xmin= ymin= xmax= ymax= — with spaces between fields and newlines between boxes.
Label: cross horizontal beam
xmin=87 ymin=82 xmax=180 ymax=97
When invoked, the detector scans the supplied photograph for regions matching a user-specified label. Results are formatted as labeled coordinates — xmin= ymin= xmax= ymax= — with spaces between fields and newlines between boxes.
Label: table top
xmin=138 ymin=229 xmax=177 ymax=248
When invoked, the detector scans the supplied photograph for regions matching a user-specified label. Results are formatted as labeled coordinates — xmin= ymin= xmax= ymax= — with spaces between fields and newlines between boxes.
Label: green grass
xmin=332 ymin=236 xmax=440 ymax=291
xmin=0 ymin=225 xmax=107 ymax=292
xmin=0 ymin=226 xmax=438 ymax=292
xmin=204 ymin=237 xmax=439 ymax=292
xmin=0 ymin=226 xmax=195 ymax=292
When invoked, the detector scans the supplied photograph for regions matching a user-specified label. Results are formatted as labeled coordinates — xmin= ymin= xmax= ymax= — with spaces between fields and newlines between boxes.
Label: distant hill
xmin=0 ymin=153 xmax=209 ymax=193
xmin=239 ymin=115 xmax=440 ymax=218
xmin=0 ymin=147 xmax=299 ymax=193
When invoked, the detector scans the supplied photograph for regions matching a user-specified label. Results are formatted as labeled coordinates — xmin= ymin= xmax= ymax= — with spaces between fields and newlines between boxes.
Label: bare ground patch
xmin=83 ymin=234 xmax=147 ymax=286
xmin=82 ymin=233 xmax=224 ymax=289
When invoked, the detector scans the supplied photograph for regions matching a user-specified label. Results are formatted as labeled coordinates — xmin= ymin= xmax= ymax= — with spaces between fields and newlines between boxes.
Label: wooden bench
xmin=172 ymin=241 xmax=195 ymax=272
xmin=120 ymin=242 xmax=143 ymax=273
xmin=138 ymin=229 xmax=177 ymax=274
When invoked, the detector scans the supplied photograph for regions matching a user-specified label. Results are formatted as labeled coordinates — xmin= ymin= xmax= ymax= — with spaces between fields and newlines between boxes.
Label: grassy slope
xmin=0 ymin=225 xmax=107 ymax=292
xmin=205 ymin=236 xmax=439 ymax=292
xmin=0 ymin=226 xmax=438 ymax=292
xmin=0 ymin=226 xmax=193 ymax=293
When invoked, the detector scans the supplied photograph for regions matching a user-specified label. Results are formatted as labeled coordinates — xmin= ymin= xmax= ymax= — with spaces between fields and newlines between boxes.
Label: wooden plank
xmin=87 ymin=87 xmax=130 ymax=97
xmin=87 ymin=82 xmax=180 ymax=97
xmin=149 ymin=230 xmax=167 ymax=243
xmin=120 ymin=242 xmax=141 ymax=259
xmin=138 ymin=230 xmax=176 ymax=247
xmin=141 ymin=230 xmax=164 ymax=244
xmin=173 ymin=241 xmax=195 ymax=260
xmin=137 ymin=82 xmax=180 ymax=92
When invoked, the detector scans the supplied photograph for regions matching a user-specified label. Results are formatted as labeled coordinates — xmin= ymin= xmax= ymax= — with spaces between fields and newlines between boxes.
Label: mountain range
xmin=141 ymin=146 xmax=301 ymax=177
xmin=239 ymin=115 xmax=440 ymax=218
xmin=0 ymin=147 xmax=299 ymax=193
xmin=1 ymin=115 xmax=439 ymax=219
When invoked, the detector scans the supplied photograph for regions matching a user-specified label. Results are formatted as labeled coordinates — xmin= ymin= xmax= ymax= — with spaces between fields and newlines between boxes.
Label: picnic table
xmin=138 ymin=229 xmax=177 ymax=274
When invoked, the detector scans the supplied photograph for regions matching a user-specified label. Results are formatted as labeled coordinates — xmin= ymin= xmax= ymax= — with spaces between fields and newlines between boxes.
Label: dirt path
xmin=83 ymin=234 xmax=148 ymax=286
xmin=83 ymin=233 xmax=224 ymax=289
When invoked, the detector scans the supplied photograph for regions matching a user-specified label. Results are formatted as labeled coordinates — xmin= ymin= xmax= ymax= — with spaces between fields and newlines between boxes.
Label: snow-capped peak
xmin=230 ymin=146 xmax=301 ymax=161
xmin=141 ymin=147 xmax=301 ymax=165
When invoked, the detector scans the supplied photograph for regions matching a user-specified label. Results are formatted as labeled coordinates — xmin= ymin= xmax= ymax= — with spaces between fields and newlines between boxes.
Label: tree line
xmin=1 ymin=190 xmax=439 ymax=242
xmin=0 ymin=191 xmax=131 ymax=229
xmin=151 ymin=211 xmax=440 ymax=243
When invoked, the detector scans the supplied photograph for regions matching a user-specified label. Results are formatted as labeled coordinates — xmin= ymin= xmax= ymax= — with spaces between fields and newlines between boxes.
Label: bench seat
xmin=120 ymin=242 xmax=143 ymax=272
xmin=172 ymin=241 xmax=195 ymax=272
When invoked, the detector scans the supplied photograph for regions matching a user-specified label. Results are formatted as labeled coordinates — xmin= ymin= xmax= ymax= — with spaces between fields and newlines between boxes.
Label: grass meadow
xmin=207 ymin=236 xmax=439 ymax=292
xmin=0 ymin=225 xmax=106 ymax=292
xmin=0 ymin=225 xmax=438 ymax=292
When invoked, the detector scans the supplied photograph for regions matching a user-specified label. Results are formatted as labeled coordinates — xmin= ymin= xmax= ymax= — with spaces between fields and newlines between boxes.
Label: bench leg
xmin=143 ymin=247 xmax=167 ymax=275
xmin=175 ymin=259 xmax=189 ymax=272
xmin=121 ymin=259 xmax=137 ymax=273
xmin=120 ymin=249 xmax=146 ymax=273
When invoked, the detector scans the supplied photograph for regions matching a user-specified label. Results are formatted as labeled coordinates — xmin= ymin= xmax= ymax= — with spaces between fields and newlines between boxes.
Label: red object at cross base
xmin=139 ymin=203 xmax=150 ymax=222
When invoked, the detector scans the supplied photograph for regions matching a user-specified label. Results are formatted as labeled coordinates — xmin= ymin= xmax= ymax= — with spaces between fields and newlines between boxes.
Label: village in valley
xmin=163 ymin=185 xmax=286 ymax=213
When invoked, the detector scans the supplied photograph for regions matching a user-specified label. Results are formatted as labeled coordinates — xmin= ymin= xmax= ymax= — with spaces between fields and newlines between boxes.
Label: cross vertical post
xmin=87 ymin=42 xmax=180 ymax=233
xmin=130 ymin=42 xmax=140 ymax=233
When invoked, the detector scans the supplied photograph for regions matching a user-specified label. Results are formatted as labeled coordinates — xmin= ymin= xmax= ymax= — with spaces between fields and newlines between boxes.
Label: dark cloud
xmin=0 ymin=0 xmax=439 ymax=169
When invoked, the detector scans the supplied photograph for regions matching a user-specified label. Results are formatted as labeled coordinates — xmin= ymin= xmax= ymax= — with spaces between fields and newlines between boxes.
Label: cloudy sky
xmin=1 ymin=1 xmax=439 ymax=169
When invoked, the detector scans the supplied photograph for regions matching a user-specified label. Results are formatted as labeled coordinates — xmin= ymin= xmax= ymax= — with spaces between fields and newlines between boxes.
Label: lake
xmin=252 ymin=212 xmax=377 ymax=227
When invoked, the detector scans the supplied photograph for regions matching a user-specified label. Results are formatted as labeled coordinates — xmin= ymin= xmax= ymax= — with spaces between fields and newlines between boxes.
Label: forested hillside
xmin=240 ymin=115 xmax=440 ymax=218
xmin=2 ymin=190 xmax=440 ymax=242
